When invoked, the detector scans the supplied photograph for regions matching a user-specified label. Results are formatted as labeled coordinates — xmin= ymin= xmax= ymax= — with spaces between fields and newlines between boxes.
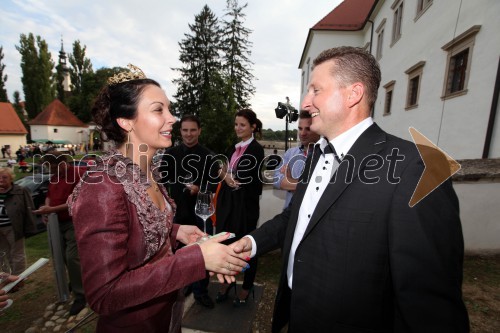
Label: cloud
xmin=0 ymin=0 xmax=341 ymax=130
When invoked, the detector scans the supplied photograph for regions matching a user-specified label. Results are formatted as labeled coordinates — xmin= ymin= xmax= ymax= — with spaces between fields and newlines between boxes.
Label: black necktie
xmin=322 ymin=143 xmax=341 ymax=163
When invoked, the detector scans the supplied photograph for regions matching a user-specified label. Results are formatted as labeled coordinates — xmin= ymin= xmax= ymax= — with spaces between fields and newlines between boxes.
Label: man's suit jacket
xmin=251 ymin=123 xmax=469 ymax=333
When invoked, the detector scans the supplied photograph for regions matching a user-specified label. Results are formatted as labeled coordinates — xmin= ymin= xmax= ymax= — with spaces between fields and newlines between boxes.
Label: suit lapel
xmin=280 ymin=149 xmax=322 ymax=259
xmin=303 ymin=123 xmax=387 ymax=237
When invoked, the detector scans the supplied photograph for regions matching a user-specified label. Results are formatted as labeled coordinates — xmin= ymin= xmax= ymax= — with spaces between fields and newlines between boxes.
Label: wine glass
xmin=195 ymin=191 xmax=215 ymax=241
xmin=0 ymin=251 xmax=13 ymax=310
xmin=182 ymin=173 xmax=194 ymax=193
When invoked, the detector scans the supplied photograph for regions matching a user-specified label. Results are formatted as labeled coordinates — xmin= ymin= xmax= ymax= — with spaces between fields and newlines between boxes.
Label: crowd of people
xmin=1 ymin=47 xmax=470 ymax=332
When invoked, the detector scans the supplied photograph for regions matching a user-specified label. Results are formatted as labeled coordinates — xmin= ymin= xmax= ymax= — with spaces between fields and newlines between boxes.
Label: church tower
xmin=59 ymin=38 xmax=72 ymax=93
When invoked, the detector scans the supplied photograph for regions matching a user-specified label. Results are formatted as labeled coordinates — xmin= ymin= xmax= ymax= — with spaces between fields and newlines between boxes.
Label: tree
xmin=221 ymin=0 xmax=255 ymax=109
xmin=173 ymin=5 xmax=234 ymax=152
xmin=12 ymin=91 xmax=24 ymax=120
xmin=66 ymin=40 xmax=94 ymax=121
xmin=0 ymin=46 xmax=9 ymax=102
xmin=68 ymin=40 xmax=93 ymax=94
xmin=16 ymin=33 xmax=55 ymax=118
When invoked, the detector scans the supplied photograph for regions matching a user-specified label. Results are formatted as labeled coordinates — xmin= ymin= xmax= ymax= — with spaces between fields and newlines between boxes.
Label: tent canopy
xmin=31 ymin=139 xmax=72 ymax=144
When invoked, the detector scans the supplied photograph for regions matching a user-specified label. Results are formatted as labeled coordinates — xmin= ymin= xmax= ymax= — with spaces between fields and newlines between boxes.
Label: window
xmin=448 ymin=50 xmax=468 ymax=93
xmin=391 ymin=0 xmax=404 ymax=45
xmin=376 ymin=19 xmax=386 ymax=60
xmin=441 ymin=25 xmax=481 ymax=99
xmin=53 ymin=128 xmax=58 ymax=133
xmin=383 ymin=80 xmax=396 ymax=116
xmin=405 ymin=61 xmax=425 ymax=110
xmin=416 ymin=0 xmax=432 ymax=18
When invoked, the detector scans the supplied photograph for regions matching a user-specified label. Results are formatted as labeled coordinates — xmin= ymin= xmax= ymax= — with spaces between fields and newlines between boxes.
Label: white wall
xmin=0 ymin=134 xmax=27 ymax=152
xmin=30 ymin=125 xmax=88 ymax=145
xmin=454 ymin=179 xmax=500 ymax=253
xmin=299 ymin=0 xmax=500 ymax=160
xmin=301 ymin=31 xmax=365 ymax=95
xmin=374 ymin=0 xmax=500 ymax=160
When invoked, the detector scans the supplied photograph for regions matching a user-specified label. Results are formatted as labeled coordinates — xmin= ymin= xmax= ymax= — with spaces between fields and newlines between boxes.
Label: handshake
xmin=176 ymin=225 xmax=253 ymax=284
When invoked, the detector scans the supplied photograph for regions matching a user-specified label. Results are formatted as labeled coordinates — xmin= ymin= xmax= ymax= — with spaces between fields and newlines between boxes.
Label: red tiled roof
xmin=299 ymin=0 xmax=378 ymax=67
xmin=28 ymin=99 xmax=88 ymax=127
xmin=0 ymin=102 xmax=28 ymax=134
xmin=313 ymin=0 xmax=377 ymax=31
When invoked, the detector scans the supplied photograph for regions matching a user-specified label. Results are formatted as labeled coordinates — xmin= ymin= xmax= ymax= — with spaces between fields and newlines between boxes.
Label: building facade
xmin=28 ymin=99 xmax=88 ymax=146
xmin=0 ymin=102 xmax=28 ymax=152
xmin=299 ymin=0 xmax=500 ymax=159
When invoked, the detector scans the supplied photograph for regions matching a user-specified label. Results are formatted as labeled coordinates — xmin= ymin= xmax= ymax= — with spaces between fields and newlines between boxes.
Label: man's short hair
xmin=180 ymin=114 xmax=201 ymax=128
xmin=313 ymin=46 xmax=381 ymax=110
xmin=299 ymin=111 xmax=311 ymax=119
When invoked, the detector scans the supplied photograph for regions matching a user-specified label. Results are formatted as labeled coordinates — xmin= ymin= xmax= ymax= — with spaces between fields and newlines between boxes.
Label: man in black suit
xmin=230 ymin=47 xmax=469 ymax=332
xmin=161 ymin=115 xmax=217 ymax=308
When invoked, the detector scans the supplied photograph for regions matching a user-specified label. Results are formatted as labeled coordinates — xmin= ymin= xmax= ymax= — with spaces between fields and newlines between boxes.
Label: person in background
xmin=215 ymin=108 xmax=264 ymax=307
xmin=33 ymin=152 xmax=86 ymax=316
xmin=18 ymin=157 xmax=29 ymax=173
xmin=230 ymin=46 xmax=469 ymax=332
xmin=161 ymin=114 xmax=218 ymax=309
xmin=1 ymin=146 xmax=5 ymax=159
xmin=273 ymin=111 xmax=320 ymax=209
xmin=67 ymin=64 xmax=248 ymax=332
xmin=0 ymin=167 xmax=36 ymax=275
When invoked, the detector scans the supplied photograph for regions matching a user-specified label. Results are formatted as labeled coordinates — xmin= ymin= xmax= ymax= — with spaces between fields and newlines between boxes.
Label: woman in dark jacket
xmin=215 ymin=108 xmax=265 ymax=306
xmin=0 ymin=167 xmax=36 ymax=275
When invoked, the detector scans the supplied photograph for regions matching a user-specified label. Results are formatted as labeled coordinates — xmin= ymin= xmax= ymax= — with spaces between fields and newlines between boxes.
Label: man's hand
xmin=199 ymin=233 xmax=249 ymax=284
xmin=230 ymin=237 xmax=253 ymax=257
xmin=188 ymin=184 xmax=200 ymax=196
xmin=33 ymin=206 xmax=53 ymax=225
xmin=211 ymin=237 xmax=253 ymax=283
xmin=32 ymin=205 xmax=53 ymax=215
xmin=177 ymin=225 xmax=205 ymax=245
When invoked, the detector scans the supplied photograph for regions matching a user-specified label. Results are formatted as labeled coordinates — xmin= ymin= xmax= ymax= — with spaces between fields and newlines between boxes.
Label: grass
xmin=2 ymin=233 xmax=500 ymax=332
xmin=25 ymin=232 xmax=51 ymax=261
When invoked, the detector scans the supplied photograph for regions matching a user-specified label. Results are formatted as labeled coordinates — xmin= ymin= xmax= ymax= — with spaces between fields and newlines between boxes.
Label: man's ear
xmin=116 ymin=118 xmax=132 ymax=132
xmin=346 ymin=82 xmax=364 ymax=108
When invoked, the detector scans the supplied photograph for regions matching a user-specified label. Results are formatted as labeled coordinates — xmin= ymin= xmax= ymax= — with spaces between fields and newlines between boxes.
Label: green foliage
xmin=16 ymin=33 xmax=55 ymax=118
xmin=68 ymin=40 xmax=93 ymax=94
xmin=262 ymin=128 xmax=297 ymax=141
xmin=173 ymin=1 xmax=255 ymax=153
xmin=65 ymin=40 xmax=95 ymax=122
xmin=221 ymin=0 xmax=255 ymax=109
xmin=173 ymin=5 xmax=235 ymax=153
xmin=0 ymin=46 xmax=9 ymax=102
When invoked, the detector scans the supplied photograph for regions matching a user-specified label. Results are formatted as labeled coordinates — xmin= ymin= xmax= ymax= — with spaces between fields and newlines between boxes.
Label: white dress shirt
xmin=248 ymin=118 xmax=374 ymax=289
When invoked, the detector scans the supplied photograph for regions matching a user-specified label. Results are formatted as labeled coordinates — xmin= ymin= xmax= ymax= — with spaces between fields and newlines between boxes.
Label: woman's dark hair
xmin=91 ymin=79 xmax=160 ymax=144
xmin=235 ymin=108 xmax=263 ymax=139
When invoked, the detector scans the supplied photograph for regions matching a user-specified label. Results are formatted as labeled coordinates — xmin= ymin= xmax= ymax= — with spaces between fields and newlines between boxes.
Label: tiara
xmin=107 ymin=64 xmax=147 ymax=85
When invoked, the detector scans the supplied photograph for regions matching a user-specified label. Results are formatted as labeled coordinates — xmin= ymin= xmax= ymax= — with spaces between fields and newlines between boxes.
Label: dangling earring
xmin=125 ymin=129 xmax=133 ymax=156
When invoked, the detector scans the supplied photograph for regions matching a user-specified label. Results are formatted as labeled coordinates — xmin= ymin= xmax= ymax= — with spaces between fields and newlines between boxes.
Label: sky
xmin=0 ymin=0 xmax=343 ymax=130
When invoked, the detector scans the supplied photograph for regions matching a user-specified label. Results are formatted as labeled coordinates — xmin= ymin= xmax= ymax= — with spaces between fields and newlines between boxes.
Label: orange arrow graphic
xmin=408 ymin=127 xmax=461 ymax=207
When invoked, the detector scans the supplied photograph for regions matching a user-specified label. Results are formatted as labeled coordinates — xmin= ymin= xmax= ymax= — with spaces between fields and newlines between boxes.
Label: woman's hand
xmin=224 ymin=171 xmax=240 ymax=189
xmin=199 ymin=233 xmax=249 ymax=284
xmin=176 ymin=225 xmax=205 ymax=245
